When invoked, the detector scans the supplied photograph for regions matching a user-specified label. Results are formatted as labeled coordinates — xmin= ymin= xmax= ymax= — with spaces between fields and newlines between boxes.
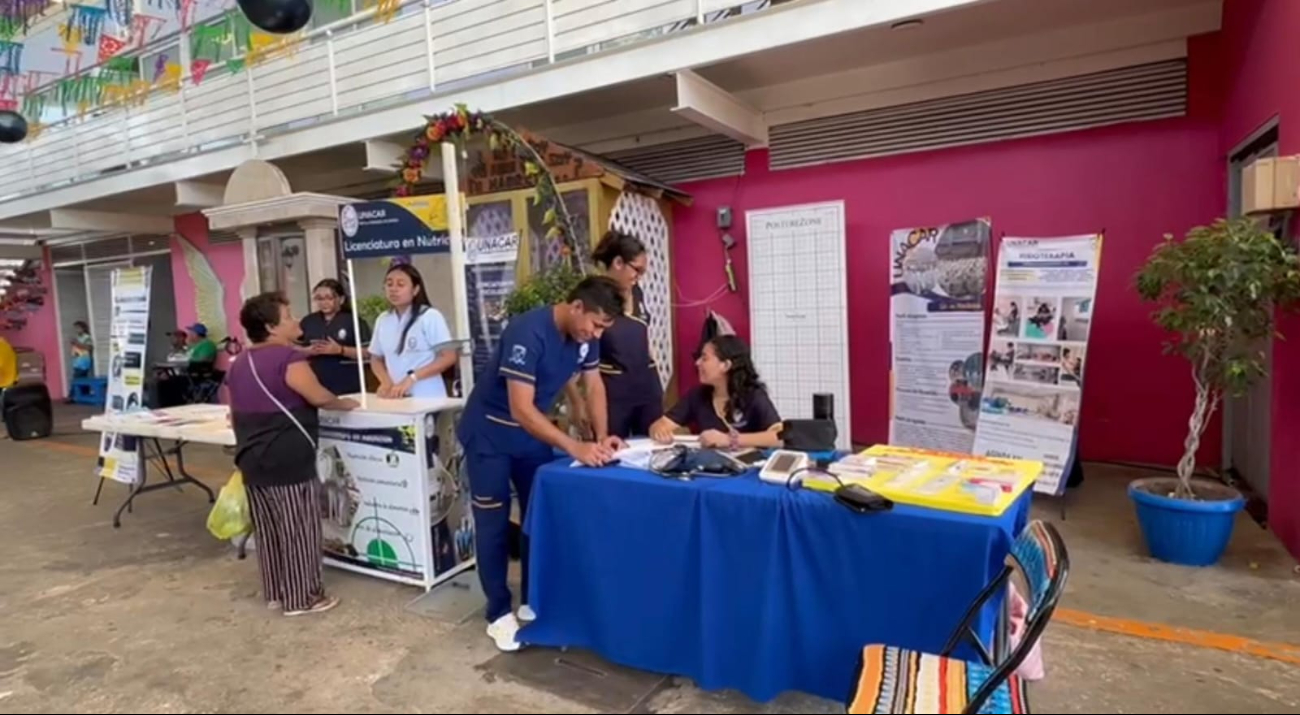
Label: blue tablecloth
xmin=523 ymin=461 xmax=1031 ymax=703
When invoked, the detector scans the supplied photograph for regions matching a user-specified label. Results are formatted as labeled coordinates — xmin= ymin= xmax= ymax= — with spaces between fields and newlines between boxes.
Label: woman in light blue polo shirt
xmin=369 ymin=264 xmax=457 ymax=399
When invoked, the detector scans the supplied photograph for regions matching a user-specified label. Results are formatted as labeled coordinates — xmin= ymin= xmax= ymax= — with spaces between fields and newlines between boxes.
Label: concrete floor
xmin=1 ymin=405 xmax=1298 ymax=713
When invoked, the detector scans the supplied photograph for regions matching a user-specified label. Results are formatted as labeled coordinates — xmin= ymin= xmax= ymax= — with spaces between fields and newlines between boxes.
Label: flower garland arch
xmin=396 ymin=104 xmax=590 ymax=272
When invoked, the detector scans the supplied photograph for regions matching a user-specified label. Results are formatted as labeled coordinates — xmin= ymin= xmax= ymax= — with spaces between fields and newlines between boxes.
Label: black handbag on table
xmin=781 ymin=418 xmax=837 ymax=452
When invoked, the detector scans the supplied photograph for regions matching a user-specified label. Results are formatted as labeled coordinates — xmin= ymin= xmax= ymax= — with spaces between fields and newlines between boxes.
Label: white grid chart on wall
xmin=746 ymin=201 xmax=852 ymax=448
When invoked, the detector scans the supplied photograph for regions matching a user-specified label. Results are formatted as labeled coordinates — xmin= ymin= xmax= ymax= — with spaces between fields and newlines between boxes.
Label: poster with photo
xmin=973 ymin=234 xmax=1104 ymax=495
xmin=888 ymin=218 xmax=990 ymax=453
xmin=97 ymin=266 xmax=152 ymax=485
xmin=316 ymin=408 xmax=472 ymax=587
xmin=464 ymin=233 xmax=519 ymax=381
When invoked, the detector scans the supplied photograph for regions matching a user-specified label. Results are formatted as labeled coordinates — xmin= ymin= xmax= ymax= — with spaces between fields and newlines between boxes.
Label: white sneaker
xmin=487 ymin=613 xmax=522 ymax=652
xmin=517 ymin=605 xmax=537 ymax=624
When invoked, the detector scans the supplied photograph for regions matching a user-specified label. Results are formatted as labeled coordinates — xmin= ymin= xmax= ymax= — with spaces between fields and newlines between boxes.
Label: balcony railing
xmin=0 ymin=0 xmax=773 ymax=204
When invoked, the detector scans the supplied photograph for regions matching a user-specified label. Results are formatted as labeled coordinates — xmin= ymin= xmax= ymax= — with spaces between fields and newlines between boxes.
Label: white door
xmin=745 ymin=202 xmax=852 ymax=448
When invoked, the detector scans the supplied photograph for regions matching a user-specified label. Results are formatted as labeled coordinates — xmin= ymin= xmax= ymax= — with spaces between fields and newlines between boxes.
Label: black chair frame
xmin=937 ymin=521 xmax=1070 ymax=714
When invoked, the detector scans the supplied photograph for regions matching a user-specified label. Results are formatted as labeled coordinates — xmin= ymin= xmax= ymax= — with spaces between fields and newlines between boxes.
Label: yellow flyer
xmin=819 ymin=445 xmax=1040 ymax=517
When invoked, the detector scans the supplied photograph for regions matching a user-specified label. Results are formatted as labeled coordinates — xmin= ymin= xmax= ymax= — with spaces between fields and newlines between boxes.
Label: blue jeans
xmin=466 ymin=449 xmax=550 ymax=623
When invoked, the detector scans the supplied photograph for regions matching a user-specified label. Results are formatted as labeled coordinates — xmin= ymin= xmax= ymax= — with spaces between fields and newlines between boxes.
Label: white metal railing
xmin=0 ymin=0 xmax=773 ymax=203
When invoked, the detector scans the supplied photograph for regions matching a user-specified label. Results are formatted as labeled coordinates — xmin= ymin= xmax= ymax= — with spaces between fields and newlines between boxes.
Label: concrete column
xmin=299 ymin=217 xmax=339 ymax=288
xmin=239 ymin=228 xmax=259 ymax=303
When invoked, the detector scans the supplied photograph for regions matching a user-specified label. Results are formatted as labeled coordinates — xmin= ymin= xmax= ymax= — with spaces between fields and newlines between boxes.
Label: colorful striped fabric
xmin=847 ymin=645 xmax=1029 ymax=714
xmin=1011 ymin=521 xmax=1058 ymax=620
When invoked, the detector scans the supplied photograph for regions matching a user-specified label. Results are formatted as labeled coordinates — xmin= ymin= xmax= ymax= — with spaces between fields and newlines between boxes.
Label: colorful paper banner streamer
xmin=64 ymin=5 xmax=108 ymax=47
xmin=0 ymin=40 xmax=20 ymax=75
xmin=0 ymin=0 xmax=53 ymax=32
xmin=107 ymin=0 xmax=132 ymax=29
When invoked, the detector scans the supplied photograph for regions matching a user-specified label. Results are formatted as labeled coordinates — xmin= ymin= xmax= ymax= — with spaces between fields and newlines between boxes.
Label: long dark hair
xmin=592 ymin=229 xmax=645 ymax=269
xmin=387 ymin=263 xmax=431 ymax=354
xmin=313 ymin=278 xmax=351 ymax=313
xmin=704 ymin=335 xmax=766 ymax=418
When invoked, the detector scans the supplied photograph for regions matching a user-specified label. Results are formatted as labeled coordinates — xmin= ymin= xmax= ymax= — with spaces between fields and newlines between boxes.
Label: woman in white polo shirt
xmin=369 ymin=263 xmax=458 ymax=399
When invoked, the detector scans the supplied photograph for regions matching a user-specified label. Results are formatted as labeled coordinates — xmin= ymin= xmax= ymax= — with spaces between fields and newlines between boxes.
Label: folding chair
xmin=846 ymin=520 xmax=1069 ymax=714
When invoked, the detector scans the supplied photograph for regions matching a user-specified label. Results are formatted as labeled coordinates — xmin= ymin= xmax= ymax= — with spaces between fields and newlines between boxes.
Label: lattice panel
xmin=468 ymin=202 xmax=515 ymax=239
xmin=609 ymin=191 xmax=673 ymax=389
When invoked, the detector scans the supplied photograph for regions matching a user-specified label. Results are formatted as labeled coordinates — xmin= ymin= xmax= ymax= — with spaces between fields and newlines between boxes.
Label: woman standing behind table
xmin=227 ymin=292 xmax=358 ymax=616
xmin=370 ymin=264 xmax=458 ymax=399
xmin=299 ymin=279 xmax=372 ymax=396
xmin=579 ymin=230 xmax=663 ymax=438
xmin=649 ymin=335 xmax=783 ymax=450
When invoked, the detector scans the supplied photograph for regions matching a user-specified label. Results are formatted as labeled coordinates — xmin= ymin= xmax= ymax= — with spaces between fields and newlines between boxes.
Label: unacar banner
xmin=972 ymin=233 xmax=1104 ymax=495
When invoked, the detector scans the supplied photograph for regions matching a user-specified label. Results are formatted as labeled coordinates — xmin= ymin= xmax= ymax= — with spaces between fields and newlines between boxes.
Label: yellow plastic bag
xmin=207 ymin=471 xmax=252 ymax=540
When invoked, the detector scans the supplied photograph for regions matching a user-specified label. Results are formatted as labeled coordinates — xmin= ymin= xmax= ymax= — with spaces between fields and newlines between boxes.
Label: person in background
xmin=573 ymin=229 xmax=663 ymax=439
xmin=299 ymin=279 xmax=372 ymax=396
xmin=226 ymin=292 xmax=358 ymax=617
xmin=69 ymin=320 xmax=93 ymax=378
xmin=650 ymin=334 xmax=783 ymax=450
xmin=457 ymin=276 xmax=625 ymax=652
xmin=64 ymin=320 xmax=94 ymax=403
xmin=166 ymin=330 xmax=189 ymax=362
xmin=185 ymin=323 xmax=219 ymax=367
xmin=370 ymin=264 xmax=457 ymax=399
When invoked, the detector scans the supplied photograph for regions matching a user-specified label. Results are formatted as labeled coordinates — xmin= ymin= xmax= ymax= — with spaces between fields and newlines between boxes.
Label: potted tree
xmin=1131 ymin=217 xmax=1300 ymax=566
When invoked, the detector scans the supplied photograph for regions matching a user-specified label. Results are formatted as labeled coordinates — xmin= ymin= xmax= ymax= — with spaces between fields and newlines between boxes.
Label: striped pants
xmin=246 ymin=480 xmax=325 ymax=613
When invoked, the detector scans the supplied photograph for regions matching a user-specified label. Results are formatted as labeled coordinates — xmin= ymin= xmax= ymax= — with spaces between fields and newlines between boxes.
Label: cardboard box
xmin=1243 ymin=155 xmax=1300 ymax=214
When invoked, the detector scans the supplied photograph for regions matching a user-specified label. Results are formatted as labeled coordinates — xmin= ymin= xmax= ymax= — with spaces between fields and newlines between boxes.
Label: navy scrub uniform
xmin=457 ymin=306 xmax=601 ymax=624
xmin=599 ymin=285 xmax=663 ymax=438
xmin=298 ymin=311 xmax=371 ymax=396
xmin=665 ymin=384 xmax=782 ymax=435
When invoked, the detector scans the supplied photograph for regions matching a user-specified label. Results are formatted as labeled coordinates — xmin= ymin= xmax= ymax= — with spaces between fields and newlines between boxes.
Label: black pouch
xmin=651 ymin=446 xmax=747 ymax=479
xmin=781 ymin=419 xmax=837 ymax=452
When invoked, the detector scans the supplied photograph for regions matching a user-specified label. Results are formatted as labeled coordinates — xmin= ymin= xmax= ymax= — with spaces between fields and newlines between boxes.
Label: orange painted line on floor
xmin=1056 ymin=608 xmax=1300 ymax=666
xmin=31 ymin=438 xmax=227 ymax=482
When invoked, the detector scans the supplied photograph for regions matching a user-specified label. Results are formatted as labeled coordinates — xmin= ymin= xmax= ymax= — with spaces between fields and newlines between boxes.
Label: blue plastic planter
xmin=1129 ymin=478 xmax=1245 ymax=567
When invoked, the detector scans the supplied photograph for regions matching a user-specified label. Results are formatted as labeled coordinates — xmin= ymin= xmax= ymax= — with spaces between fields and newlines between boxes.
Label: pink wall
xmin=171 ymin=212 xmax=244 ymax=344
xmin=673 ymin=120 xmax=1222 ymax=466
xmin=1217 ymin=0 xmax=1300 ymax=558
xmin=671 ymin=31 xmax=1228 ymax=469
xmin=0 ymin=247 xmax=64 ymax=398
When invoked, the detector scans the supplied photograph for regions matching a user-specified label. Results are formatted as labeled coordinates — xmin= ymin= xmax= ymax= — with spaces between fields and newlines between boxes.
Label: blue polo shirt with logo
xmin=458 ymin=306 xmax=600 ymax=457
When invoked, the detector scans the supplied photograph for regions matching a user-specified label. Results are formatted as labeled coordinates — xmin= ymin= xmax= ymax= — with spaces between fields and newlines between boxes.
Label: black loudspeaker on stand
xmin=813 ymin=393 xmax=834 ymax=422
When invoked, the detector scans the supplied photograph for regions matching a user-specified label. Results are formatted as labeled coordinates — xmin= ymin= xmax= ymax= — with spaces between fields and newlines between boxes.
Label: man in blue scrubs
xmin=458 ymin=275 xmax=626 ymax=652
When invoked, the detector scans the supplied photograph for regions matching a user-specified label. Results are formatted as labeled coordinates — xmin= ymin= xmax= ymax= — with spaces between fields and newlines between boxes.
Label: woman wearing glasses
xmin=577 ymin=230 xmax=663 ymax=439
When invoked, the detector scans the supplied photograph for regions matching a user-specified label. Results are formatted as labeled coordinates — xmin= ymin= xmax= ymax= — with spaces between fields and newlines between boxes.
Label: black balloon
xmin=237 ymin=0 xmax=313 ymax=34
xmin=0 ymin=111 xmax=27 ymax=144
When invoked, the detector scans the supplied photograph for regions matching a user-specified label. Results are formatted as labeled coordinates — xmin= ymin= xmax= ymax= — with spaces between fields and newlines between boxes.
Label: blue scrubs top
xmin=370 ymin=306 xmax=454 ymax=399
xmin=458 ymin=306 xmax=600 ymax=458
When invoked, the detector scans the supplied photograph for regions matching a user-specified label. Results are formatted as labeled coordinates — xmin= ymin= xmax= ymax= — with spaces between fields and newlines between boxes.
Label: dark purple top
xmin=227 ymin=345 xmax=319 ymax=487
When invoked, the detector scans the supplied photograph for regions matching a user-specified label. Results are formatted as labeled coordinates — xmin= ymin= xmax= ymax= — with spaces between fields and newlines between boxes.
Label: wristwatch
xmin=405 ymin=370 xmax=417 ymax=383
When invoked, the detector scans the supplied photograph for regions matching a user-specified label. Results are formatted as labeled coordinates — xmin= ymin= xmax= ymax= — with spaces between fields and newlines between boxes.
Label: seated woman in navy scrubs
xmin=649 ymin=335 xmax=783 ymax=450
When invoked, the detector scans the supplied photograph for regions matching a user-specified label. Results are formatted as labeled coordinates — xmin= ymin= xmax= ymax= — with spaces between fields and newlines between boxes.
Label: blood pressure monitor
xmin=759 ymin=450 xmax=811 ymax=486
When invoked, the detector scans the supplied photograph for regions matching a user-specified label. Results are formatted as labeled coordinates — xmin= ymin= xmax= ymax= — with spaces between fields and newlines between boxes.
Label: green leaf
xmin=543 ymin=207 xmax=556 ymax=226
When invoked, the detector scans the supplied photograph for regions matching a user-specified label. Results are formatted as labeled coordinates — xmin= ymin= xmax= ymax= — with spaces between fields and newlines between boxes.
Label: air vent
xmin=208 ymin=229 xmax=243 ymax=245
xmin=49 ymin=244 xmax=85 ymax=265
xmin=769 ymin=59 xmax=1187 ymax=171
xmin=606 ymin=134 xmax=746 ymax=185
